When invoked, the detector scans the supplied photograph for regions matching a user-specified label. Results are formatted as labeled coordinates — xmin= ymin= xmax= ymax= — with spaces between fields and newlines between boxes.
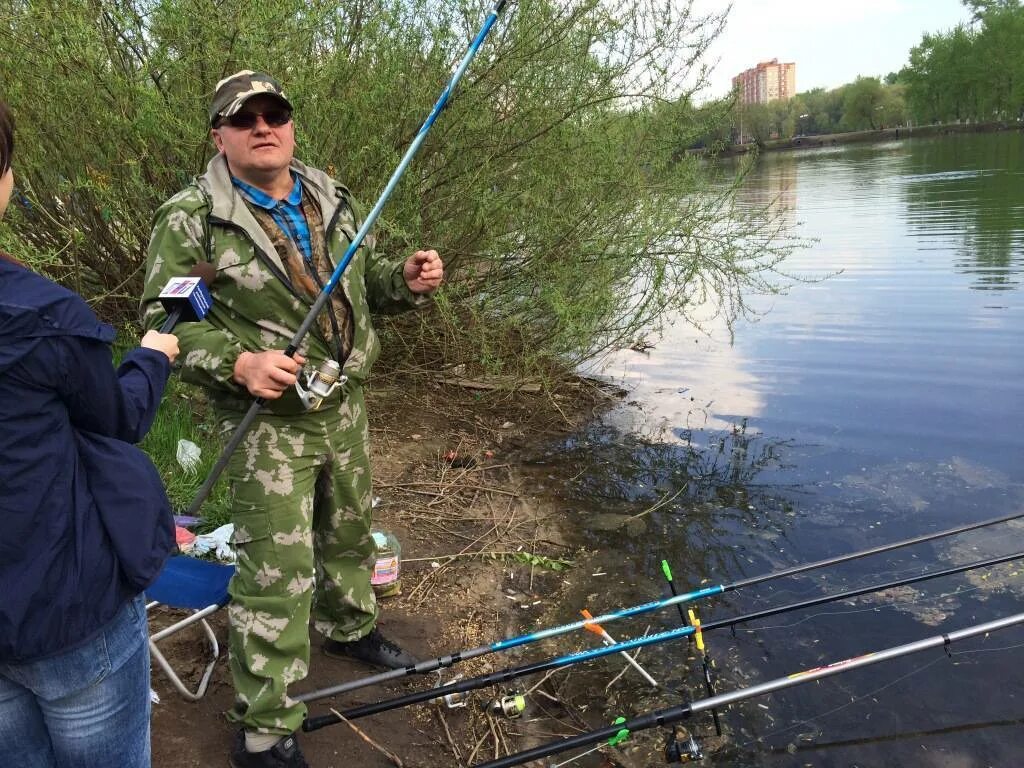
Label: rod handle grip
xmin=303 ymin=712 xmax=339 ymax=732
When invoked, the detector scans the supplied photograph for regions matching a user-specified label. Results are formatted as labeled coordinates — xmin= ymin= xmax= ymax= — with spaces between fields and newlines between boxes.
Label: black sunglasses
xmin=218 ymin=109 xmax=292 ymax=130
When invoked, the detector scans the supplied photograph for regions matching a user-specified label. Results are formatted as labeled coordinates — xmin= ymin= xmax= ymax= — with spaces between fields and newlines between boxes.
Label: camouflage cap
xmin=209 ymin=70 xmax=293 ymax=126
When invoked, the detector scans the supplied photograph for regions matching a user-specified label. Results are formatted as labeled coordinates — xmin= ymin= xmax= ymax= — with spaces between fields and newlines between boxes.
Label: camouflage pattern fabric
xmin=141 ymin=153 xmax=430 ymax=734
xmin=224 ymin=383 xmax=376 ymax=734
xmin=245 ymin=187 xmax=354 ymax=362
xmin=209 ymin=70 xmax=292 ymax=126
xmin=141 ymin=154 xmax=428 ymax=418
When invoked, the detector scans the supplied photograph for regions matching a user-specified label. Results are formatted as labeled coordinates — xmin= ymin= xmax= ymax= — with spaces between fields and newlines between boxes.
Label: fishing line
xmin=737 ymin=637 xmax=1024 ymax=754
xmin=732 ymin=552 xmax=1004 ymax=608
xmin=733 ymin=655 xmax=946 ymax=753
xmin=730 ymin=573 xmax=1021 ymax=634
xmin=946 ymin=639 xmax=1024 ymax=657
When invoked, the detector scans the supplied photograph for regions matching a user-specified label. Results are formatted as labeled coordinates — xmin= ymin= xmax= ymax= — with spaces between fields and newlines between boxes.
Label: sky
xmin=695 ymin=0 xmax=975 ymax=100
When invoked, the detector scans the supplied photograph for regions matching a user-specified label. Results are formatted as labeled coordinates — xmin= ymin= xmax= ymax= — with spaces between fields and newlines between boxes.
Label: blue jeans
xmin=0 ymin=594 xmax=151 ymax=768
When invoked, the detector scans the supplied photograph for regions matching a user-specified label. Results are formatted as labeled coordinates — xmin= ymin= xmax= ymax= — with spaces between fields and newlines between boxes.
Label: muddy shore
xmin=150 ymin=375 xmax=634 ymax=768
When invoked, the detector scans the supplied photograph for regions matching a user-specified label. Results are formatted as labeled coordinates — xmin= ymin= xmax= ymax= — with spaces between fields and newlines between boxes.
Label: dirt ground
xmin=150 ymin=375 xmax=623 ymax=768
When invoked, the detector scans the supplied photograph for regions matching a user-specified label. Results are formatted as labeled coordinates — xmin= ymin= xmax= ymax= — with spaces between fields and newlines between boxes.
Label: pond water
xmin=531 ymin=132 xmax=1024 ymax=767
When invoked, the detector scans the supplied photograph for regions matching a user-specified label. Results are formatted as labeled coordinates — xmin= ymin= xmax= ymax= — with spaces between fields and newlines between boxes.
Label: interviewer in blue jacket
xmin=0 ymin=98 xmax=180 ymax=768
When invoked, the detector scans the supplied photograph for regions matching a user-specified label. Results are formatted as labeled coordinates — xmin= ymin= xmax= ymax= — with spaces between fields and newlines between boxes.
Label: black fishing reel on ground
xmin=664 ymin=725 xmax=703 ymax=763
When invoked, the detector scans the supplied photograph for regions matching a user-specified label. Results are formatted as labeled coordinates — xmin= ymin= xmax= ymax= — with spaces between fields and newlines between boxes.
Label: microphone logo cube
xmin=158 ymin=276 xmax=213 ymax=322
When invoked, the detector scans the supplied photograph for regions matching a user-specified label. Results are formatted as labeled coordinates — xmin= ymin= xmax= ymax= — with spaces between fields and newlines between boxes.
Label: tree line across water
xmin=698 ymin=0 xmax=1024 ymax=148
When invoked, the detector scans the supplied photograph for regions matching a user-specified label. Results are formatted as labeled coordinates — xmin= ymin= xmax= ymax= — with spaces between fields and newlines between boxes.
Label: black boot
xmin=323 ymin=628 xmax=417 ymax=669
xmin=229 ymin=730 xmax=309 ymax=768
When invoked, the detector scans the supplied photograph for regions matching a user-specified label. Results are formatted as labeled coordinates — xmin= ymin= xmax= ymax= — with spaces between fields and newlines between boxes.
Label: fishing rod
xmin=471 ymin=611 xmax=1024 ymax=768
xmin=301 ymin=549 xmax=1024 ymax=731
xmin=687 ymin=607 xmax=721 ymax=735
xmin=579 ymin=609 xmax=658 ymax=687
xmin=303 ymin=625 xmax=696 ymax=731
xmin=185 ymin=0 xmax=511 ymax=515
xmin=296 ymin=508 xmax=1024 ymax=702
xmin=662 ymin=560 xmax=721 ymax=736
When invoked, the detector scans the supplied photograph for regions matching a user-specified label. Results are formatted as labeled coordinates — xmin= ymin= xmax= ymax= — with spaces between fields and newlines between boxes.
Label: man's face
xmin=211 ymin=94 xmax=295 ymax=184
xmin=0 ymin=168 xmax=13 ymax=221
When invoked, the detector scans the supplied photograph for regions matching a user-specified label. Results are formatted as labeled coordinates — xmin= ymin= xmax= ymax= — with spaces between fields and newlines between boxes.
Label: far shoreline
xmin=691 ymin=120 xmax=1024 ymax=157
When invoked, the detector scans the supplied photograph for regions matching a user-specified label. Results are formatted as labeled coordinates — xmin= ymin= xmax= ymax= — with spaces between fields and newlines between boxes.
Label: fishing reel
xmin=484 ymin=691 xmax=526 ymax=719
xmin=432 ymin=672 xmax=468 ymax=710
xmin=664 ymin=726 xmax=703 ymax=763
xmin=295 ymin=359 xmax=346 ymax=411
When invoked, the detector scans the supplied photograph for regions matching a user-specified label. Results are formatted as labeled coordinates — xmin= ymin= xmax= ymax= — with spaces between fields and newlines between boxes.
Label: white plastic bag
xmin=191 ymin=523 xmax=236 ymax=562
xmin=175 ymin=439 xmax=201 ymax=474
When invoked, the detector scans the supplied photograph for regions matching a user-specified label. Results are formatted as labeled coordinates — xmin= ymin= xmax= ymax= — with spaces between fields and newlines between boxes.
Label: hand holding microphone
xmin=148 ymin=263 xmax=216 ymax=363
xmin=158 ymin=263 xmax=216 ymax=333
xmin=141 ymin=329 xmax=179 ymax=363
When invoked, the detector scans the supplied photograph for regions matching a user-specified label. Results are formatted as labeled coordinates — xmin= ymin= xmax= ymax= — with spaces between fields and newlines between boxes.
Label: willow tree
xmin=0 ymin=0 xmax=798 ymax=381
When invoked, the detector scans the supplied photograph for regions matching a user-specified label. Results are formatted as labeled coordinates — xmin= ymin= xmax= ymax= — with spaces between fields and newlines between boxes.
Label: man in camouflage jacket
xmin=141 ymin=71 xmax=442 ymax=768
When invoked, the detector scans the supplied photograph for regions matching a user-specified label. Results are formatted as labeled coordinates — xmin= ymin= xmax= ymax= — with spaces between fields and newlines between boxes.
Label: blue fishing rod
xmin=186 ymin=0 xmax=511 ymax=515
xmin=296 ymin=508 xmax=1024 ymax=703
xmin=301 ymin=548 xmax=1024 ymax=730
xmin=471 ymin=610 xmax=1024 ymax=768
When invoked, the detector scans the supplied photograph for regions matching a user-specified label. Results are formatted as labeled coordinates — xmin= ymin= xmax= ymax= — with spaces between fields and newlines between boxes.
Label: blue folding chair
xmin=146 ymin=555 xmax=234 ymax=701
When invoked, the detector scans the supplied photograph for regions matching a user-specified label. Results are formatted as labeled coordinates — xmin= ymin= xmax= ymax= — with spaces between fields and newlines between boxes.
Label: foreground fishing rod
xmin=301 ymin=548 xmax=1024 ymax=731
xmin=297 ymin=508 xmax=1024 ymax=702
xmin=185 ymin=0 xmax=511 ymax=515
xmin=470 ymin=610 xmax=1024 ymax=768
xmin=662 ymin=560 xmax=721 ymax=735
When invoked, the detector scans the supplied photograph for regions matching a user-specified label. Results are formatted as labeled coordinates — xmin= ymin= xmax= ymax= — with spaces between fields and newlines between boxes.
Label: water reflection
xmin=542 ymin=131 xmax=1024 ymax=767
xmin=733 ymin=150 xmax=798 ymax=229
xmin=900 ymin=133 xmax=1024 ymax=292
xmin=596 ymin=305 xmax=766 ymax=435
xmin=549 ymin=418 xmax=797 ymax=557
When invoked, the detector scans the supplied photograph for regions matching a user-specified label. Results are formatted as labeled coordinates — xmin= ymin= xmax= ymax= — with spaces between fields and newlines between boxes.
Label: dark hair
xmin=0 ymin=99 xmax=13 ymax=175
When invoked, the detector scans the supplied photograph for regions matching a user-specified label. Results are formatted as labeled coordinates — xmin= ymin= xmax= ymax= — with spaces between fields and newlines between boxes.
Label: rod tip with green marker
xmin=661 ymin=559 xmax=674 ymax=582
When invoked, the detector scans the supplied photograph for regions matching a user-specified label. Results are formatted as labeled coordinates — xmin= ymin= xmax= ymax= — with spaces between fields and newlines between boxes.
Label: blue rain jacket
xmin=0 ymin=257 xmax=174 ymax=662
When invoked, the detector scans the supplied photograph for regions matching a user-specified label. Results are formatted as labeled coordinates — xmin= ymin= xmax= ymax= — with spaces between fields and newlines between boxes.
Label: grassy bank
xmin=140 ymin=378 xmax=233 ymax=531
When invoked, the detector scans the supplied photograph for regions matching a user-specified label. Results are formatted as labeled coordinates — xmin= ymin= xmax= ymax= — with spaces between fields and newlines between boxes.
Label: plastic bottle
xmin=370 ymin=529 xmax=401 ymax=598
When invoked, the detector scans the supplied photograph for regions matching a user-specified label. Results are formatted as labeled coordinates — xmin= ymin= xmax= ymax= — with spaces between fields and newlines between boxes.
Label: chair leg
xmin=148 ymin=606 xmax=222 ymax=701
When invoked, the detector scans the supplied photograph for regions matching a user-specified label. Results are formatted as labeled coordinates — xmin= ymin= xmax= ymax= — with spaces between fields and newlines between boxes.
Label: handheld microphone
xmin=158 ymin=263 xmax=216 ymax=333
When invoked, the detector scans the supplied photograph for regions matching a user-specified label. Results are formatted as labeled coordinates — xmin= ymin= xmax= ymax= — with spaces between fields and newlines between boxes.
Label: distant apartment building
xmin=732 ymin=59 xmax=796 ymax=104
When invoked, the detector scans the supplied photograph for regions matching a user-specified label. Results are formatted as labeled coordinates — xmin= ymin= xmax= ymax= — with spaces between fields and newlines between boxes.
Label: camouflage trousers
xmin=222 ymin=382 xmax=378 ymax=735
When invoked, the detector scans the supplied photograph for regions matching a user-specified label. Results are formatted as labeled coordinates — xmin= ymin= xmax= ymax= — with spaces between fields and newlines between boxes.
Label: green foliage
xmin=703 ymin=3 xmax=1024 ymax=147
xmin=724 ymin=77 xmax=909 ymax=145
xmin=0 ymin=0 xmax=799 ymax=385
xmin=901 ymin=2 xmax=1024 ymax=124
xmin=110 ymin=330 xmax=231 ymax=526
xmin=842 ymin=77 xmax=885 ymax=130
xmin=509 ymin=552 xmax=572 ymax=572
xmin=139 ymin=377 xmax=233 ymax=530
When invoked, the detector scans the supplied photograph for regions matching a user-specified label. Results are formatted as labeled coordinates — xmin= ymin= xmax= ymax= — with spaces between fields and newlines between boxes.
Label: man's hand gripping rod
xmin=185 ymin=0 xmax=511 ymax=516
